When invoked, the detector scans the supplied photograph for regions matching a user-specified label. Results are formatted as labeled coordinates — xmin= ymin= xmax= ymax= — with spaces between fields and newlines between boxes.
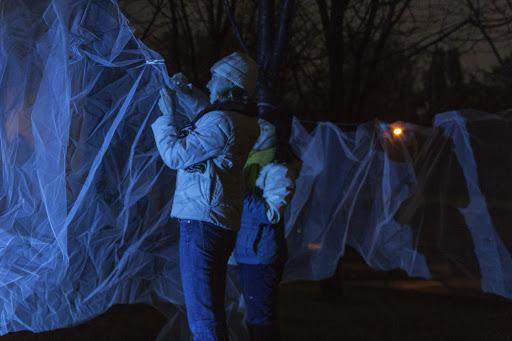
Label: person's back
xmin=161 ymin=108 xmax=259 ymax=231
xmin=152 ymin=52 xmax=260 ymax=340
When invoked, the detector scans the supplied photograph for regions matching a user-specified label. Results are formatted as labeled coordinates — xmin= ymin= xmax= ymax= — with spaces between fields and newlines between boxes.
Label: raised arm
xmin=151 ymin=111 xmax=232 ymax=170
xmin=168 ymin=73 xmax=209 ymax=120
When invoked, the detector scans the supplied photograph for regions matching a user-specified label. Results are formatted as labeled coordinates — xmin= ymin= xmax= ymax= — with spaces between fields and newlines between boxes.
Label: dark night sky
xmin=120 ymin=0 xmax=512 ymax=73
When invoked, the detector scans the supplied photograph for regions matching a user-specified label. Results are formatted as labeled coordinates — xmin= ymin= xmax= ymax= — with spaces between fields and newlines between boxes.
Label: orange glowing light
xmin=392 ymin=127 xmax=403 ymax=137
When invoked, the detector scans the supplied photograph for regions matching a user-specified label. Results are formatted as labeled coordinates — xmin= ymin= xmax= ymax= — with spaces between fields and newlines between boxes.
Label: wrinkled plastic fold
xmin=1 ymin=0 xmax=512 ymax=339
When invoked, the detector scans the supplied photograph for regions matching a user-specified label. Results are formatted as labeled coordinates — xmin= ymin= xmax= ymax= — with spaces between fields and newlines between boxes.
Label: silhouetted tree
xmin=119 ymin=0 xmax=512 ymax=123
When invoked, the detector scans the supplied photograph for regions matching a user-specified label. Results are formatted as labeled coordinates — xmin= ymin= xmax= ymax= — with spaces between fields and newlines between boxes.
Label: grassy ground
xmin=1 ymin=278 xmax=511 ymax=341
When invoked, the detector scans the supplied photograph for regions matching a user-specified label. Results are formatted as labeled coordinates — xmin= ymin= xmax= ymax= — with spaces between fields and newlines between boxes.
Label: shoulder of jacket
xmin=198 ymin=109 xmax=229 ymax=121
xmin=261 ymin=162 xmax=288 ymax=175
xmin=196 ymin=110 xmax=232 ymax=128
xmin=256 ymin=162 xmax=290 ymax=188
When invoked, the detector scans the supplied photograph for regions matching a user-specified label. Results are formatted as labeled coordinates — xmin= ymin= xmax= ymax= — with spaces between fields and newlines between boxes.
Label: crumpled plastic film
xmin=285 ymin=110 xmax=512 ymax=300
xmin=2 ymin=0 xmax=512 ymax=339
xmin=0 ymin=0 xmax=182 ymax=335
xmin=284 ymin=119 xmax=431 ymax=281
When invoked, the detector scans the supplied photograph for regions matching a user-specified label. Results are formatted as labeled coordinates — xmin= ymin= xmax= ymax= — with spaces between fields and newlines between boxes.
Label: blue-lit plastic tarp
xmin=1 ymin=0 xmax=512 ymax=338
xmin=0 ymin=0 xmax=185 ymax=334
xmin=285 ymin=111 xmax=512 ymax=299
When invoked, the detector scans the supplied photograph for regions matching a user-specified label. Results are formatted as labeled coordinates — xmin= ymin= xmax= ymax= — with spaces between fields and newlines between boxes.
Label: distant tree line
xmin=119 ymin=0 xmax=512 ymax=124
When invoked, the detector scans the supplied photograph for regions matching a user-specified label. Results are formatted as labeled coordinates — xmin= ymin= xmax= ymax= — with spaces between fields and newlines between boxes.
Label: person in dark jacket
xmin=234 ymin=108 xmax=298 ymax=341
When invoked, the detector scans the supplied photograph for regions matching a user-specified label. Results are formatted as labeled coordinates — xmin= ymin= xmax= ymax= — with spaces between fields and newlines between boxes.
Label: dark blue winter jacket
xmin=233 ymin=193 xmax=287 ymax=265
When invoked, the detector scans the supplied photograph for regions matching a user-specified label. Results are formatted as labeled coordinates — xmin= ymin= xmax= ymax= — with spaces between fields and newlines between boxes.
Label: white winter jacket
xmin=151 ymin=110 xmax=259 ymax=231
xmin=256 ymin=162 xmax=293 ymax=224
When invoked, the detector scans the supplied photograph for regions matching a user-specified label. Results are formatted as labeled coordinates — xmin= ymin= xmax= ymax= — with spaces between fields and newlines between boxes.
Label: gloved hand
xmin=169 ymin=72 xmax=191 ymax=91
xmin=167 ymin=72 xmax=209 ymax=121
xmin=158 ymin=88 xmax=175 ymax=119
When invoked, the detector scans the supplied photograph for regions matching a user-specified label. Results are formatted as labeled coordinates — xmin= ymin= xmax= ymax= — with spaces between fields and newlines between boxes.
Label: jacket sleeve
xmin=174 ymin=84 xmax=209 ymax=120
xmin=243 ymin=193 xmax=271 ymax=225
xmin=256 ymin=163 xmax=294 ymax=224
xmin=151 ymin=111 xmax=232 ymax=170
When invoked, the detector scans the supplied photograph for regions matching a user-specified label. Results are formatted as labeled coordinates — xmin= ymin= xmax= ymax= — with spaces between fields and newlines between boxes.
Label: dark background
xmin=120 ymin=0 xmax=512 ymax=124
xmin=3 ymin=2 xmax=512 ymax=340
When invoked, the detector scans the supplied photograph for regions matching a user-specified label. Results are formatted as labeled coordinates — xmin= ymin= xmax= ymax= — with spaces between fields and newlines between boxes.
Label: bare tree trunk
xmin=256 ymin=0 xmax=295 ymax=114
xmin=347 ymin=0 xmax=378 ymax=122
xmin=317 ymin=0 xmax=350 ymax=121
xmin=257 ymin=0 xmax=275 ymax=109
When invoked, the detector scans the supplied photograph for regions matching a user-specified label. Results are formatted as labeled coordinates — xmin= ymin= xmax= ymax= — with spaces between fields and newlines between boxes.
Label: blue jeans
xmin=238 ymin=263 xmax=284 ymax=341
xmin=179 ymin=220 xmax=236 ymax=341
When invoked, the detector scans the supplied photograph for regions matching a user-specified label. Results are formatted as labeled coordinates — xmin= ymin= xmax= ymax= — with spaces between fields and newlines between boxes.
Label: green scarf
xmin=243 ymin=147 xmax=275 ymax=192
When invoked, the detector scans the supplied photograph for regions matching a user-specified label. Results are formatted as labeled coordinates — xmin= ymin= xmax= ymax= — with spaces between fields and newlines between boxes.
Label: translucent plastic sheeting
xmin=0 ymin=0 xmax=183 ymax=335
xmin=2 ymin=0 xmax=512 ymax=338
xmin=285 ymin=110 xmax=512 ymax=299
xmin=284 ymin=119 xmax=432 ymax=281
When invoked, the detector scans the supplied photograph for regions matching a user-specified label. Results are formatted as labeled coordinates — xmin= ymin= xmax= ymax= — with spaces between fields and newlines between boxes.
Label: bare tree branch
xmin=142 ymin=0 xmax=164 ymax=40
xmin=223 ymin=0 xmax=250 ymax=54
xmin=466 ymin=0 xmax=505 ymax=65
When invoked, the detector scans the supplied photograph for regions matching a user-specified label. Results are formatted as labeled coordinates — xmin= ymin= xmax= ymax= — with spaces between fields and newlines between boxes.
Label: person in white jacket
xmin=151 ymin=52 xmax=260 ymax=341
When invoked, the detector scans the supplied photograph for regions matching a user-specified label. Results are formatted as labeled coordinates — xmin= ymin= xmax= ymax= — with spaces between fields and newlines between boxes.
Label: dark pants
xmin=179 ymin=220 xmax=236 ymax=341
xmin=238 ymin=263 xmax=284 ymax=341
